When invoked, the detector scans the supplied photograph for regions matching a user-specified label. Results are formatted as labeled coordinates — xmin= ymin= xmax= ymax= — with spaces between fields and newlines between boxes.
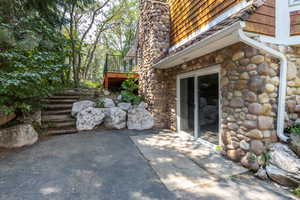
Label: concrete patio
xmin=0 ymin=130 xmax=296 ymax=200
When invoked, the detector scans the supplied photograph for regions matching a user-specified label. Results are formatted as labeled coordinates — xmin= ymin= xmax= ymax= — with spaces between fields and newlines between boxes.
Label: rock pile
xmin=71 ymin=98 xmax=154 ymax=131
xmin=265 ymin=143 xmax=300 ymax=187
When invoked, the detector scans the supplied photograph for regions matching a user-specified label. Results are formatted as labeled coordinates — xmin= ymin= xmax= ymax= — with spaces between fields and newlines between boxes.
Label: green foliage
xmin=81 ymin=80 xmax=102 ymax=88
xmin=294 ymin=186 xmax=300 ymax=197
xmin=0 ymin=15 xmax=71 ymax=114
xmin=286 ymin=125 xmax=300 ymax=135
xmin=96 ymin=98 xmax=105 ymax=108
xmin=120 ymin=77 xmax=141 ymax=105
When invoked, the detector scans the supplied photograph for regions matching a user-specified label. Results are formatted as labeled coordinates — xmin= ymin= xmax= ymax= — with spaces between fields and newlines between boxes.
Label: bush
xmin=0 ymin=15 xmax=70 ymax=114
xmin=80 ymin=80 xmax=102 ymax=89
xmin=294 ymin=186 xmax=300 ymax=197
xmin=286 ymin=125 xmax=300 ymax=135
xmin=120 ymin=77 xmax=141 ymax=105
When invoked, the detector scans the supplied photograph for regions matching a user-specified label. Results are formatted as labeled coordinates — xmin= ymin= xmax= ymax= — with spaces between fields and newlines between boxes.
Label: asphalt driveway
xmin=0 ymin=130 xmax=176 ymax=200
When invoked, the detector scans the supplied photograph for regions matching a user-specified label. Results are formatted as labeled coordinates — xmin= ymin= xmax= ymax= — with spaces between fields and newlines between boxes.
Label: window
xmin=290 ymin=0 xmax=300 ymax=6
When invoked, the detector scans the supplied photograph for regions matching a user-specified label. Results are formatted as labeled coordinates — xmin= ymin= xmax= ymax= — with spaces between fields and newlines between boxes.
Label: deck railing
xmin=103 ymin=54 xmax=138 ymax=73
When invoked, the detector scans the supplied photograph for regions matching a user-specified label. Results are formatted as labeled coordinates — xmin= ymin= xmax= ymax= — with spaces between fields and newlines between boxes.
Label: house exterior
xmin=134 ymin=0 xmax=300 ymax=163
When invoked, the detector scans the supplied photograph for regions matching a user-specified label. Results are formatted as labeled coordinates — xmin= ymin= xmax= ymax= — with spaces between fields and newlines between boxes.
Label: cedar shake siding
xmin=169 ymin=0 xmax=244 ymax=45
xmin=291 ymin=10 xmax=300 ymax=36
xmin=169 ymin=0 xmax=276 ymax=46
xmin=244 ymin=0 xmax=275 ymax=36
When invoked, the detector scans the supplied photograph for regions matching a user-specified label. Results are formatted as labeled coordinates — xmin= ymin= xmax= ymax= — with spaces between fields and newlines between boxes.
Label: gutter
xmin=237 ymin=23 xmax=289 ymax=142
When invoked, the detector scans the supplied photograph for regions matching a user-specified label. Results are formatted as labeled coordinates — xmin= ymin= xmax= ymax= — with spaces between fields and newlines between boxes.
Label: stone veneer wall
xmin=161 ymin=43 xmax=280 ymax=162
xmin=137 ymin=0 xmax=170 ymax=128
xmin=280 ymin=47 xmax=300 ymax=127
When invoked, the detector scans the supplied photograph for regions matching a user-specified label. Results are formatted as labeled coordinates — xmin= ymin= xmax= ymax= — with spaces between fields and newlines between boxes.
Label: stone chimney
xmin=137 ymin=0 xmax=170 ymax=128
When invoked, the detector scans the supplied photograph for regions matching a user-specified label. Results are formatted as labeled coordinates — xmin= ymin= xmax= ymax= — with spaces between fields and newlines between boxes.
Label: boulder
xmin=21 ymin=110 xmax=42 ymax=126
xmin=0 ymin=124 xmax=38 ymax=148
xmin=290 ymin=133 xmax=300 ymax=157
xmin=241 ymin=152 xmax=259 ymax=171
xmin=72 ymin=100 xmax=96 ymax=117
xmin=255 ymin=168 xmax=269 ymax=180
xmin=138 ymin=101 xmax=148 ymax=109
xmin=76 ymin=107 xmax=106 ymax=131
xmin=0 ymin=112 xmax=16 ymax=126
xmin=102 ymin=98 xmax=115 ymax=108
xmin=104 ymin=108 xmax=127 ymax=129
xmin=117 ymin=103 xmax=132 ymax=111
xmin=127 ymin=108 xmax=154 ymax=130
xmin=266 ymin=143 xmax=300 ymax=187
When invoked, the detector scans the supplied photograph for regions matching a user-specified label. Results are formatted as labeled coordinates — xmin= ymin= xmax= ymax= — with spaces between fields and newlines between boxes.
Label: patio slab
xmin=131 ymin=131 xmax=248 ymax=178
xmin=131 ymin=131 xmax=297 ymax=200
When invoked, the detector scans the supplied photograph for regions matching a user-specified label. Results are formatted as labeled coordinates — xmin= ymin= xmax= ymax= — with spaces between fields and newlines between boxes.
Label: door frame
xmin=176 ymin=65 xmax=221 ymax=147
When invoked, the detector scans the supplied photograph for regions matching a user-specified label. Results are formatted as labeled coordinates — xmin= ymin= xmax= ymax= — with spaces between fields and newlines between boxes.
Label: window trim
xmin=290 ymin=0 xmax=300 ymax=6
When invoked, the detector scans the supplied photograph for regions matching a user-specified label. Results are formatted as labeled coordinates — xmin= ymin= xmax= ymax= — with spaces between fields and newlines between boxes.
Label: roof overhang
xmin=153 ymin=22 xmax=244 ymax=69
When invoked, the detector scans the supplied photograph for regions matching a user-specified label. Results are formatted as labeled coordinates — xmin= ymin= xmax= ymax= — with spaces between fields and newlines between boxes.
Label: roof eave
xmin=153 ymin=21 xmax=245 ymax=69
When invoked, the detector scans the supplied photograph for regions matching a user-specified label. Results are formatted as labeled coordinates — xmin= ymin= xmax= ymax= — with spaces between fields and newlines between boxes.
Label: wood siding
xmin=169 ymin=0 xmax=244 ymax=45
xmin=291 ymin=10 xmax=300 ymax=36
xmin=169 ymin=0 xmax=276 ymax=46
xmin=244 ymin=0 xmax=275 ymax=36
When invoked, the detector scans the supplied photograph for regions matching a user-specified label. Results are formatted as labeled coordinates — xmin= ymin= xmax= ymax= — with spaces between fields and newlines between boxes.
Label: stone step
xmin=48 ymin=95 xmax=81 ymax=100
xmin=42 ymin=115 xmax=74 ymax=122
xmin=44 ymin=99 xmax=78 ymax=104
xmin=43 ymin=128 xmax=78 ymax=136
xmin=54 ymin=90 xmax=93 ymax=97
xmin=42 ymin=121 xmax=76 ymax=129
xmin=43 ymin=109 xmax=72 ymax=115
xmin=45 ymin=104 xmax=73 ymax=110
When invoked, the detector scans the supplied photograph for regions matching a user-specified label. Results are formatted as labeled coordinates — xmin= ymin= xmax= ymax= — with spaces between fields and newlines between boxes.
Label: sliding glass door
xmin=178 ymin=67 xmax=220 ymax=145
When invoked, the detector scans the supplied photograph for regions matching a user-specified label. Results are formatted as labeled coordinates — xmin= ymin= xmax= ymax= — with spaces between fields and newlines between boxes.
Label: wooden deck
xmin=103 ymin=72 xmax=139 ymax=89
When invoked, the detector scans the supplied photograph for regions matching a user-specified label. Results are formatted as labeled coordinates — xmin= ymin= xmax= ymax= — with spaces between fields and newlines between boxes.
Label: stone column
xmin=137 ymin=0 xmax=170 ymax=128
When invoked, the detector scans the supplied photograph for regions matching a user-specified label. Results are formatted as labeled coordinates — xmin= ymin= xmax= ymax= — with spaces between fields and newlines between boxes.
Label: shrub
xmin=286 ymin=125 xmax=300 ymax=135
xmin=120 ymin=77 xmax=141 ymax=105
xmin=96 ymin=99 xmax=105 ymax=108
xmin=0 ymin=15 xmax=70 ymax=114
xmin=294 ymin=186 xmax=300 ymax=197
xmin=80 ymin=80 xmax=102 ymax=89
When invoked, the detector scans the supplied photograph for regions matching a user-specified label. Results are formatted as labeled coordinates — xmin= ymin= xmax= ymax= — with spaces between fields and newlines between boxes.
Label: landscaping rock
xmin=241 ymin=152 xmax=259 ymax=171
xmin=22 ymin=110 xmax=42 ymax=126
xmin=117 ymin=95 xmax=122 ymax=101
xmin=117 ymin=103 xmax=132 ymax=111
xmin=103 ymin=89 xmax=110 ymax=96
xmin=0 ymin=112 xmax=16 ymax=126
xmin=104 ymin=107 xmax=127 ymax=129
xmin=76 ymin=107 xmax=106 ymax=131
xmin=255 ymin=168 xmax=268 ymax=180
xmin=0 ymin=124 xmax=38 ymax=148
xmin=266 ymin=143 xmax=300 ymax=187
xmin=72 ymin=100 xmax=96 ymax=117
xmin=127 ymin=108 xmax=154 ymax=130
xmin=138 ymin=101 xmax=148 ymax=109
xmin=290 ymin=133 xmax=300 ymax=157
xmin=102 ymin=98 xmax=115 ymax=108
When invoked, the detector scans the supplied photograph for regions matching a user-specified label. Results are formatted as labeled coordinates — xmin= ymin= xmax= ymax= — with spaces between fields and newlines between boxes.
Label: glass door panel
xmin=197 ymin=74 xmax=219 ymax=144
xmin=180 ymin=77 xmax=195 ymax=136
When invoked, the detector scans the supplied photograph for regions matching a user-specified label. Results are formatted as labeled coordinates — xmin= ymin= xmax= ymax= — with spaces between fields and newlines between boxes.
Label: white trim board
xmin=169 ymin=0 xmax=252 ymax=51
xmin=176 ymin=65 xmax=221 ymax=147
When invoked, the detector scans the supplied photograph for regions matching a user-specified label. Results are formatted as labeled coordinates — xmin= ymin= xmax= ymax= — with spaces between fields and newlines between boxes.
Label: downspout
xmin=237 ymin=26 xmax=289 ymax=142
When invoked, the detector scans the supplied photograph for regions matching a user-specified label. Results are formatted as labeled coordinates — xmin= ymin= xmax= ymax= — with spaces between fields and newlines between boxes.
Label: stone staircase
xmin=42 ymin=91 xmax=82 ymax=136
